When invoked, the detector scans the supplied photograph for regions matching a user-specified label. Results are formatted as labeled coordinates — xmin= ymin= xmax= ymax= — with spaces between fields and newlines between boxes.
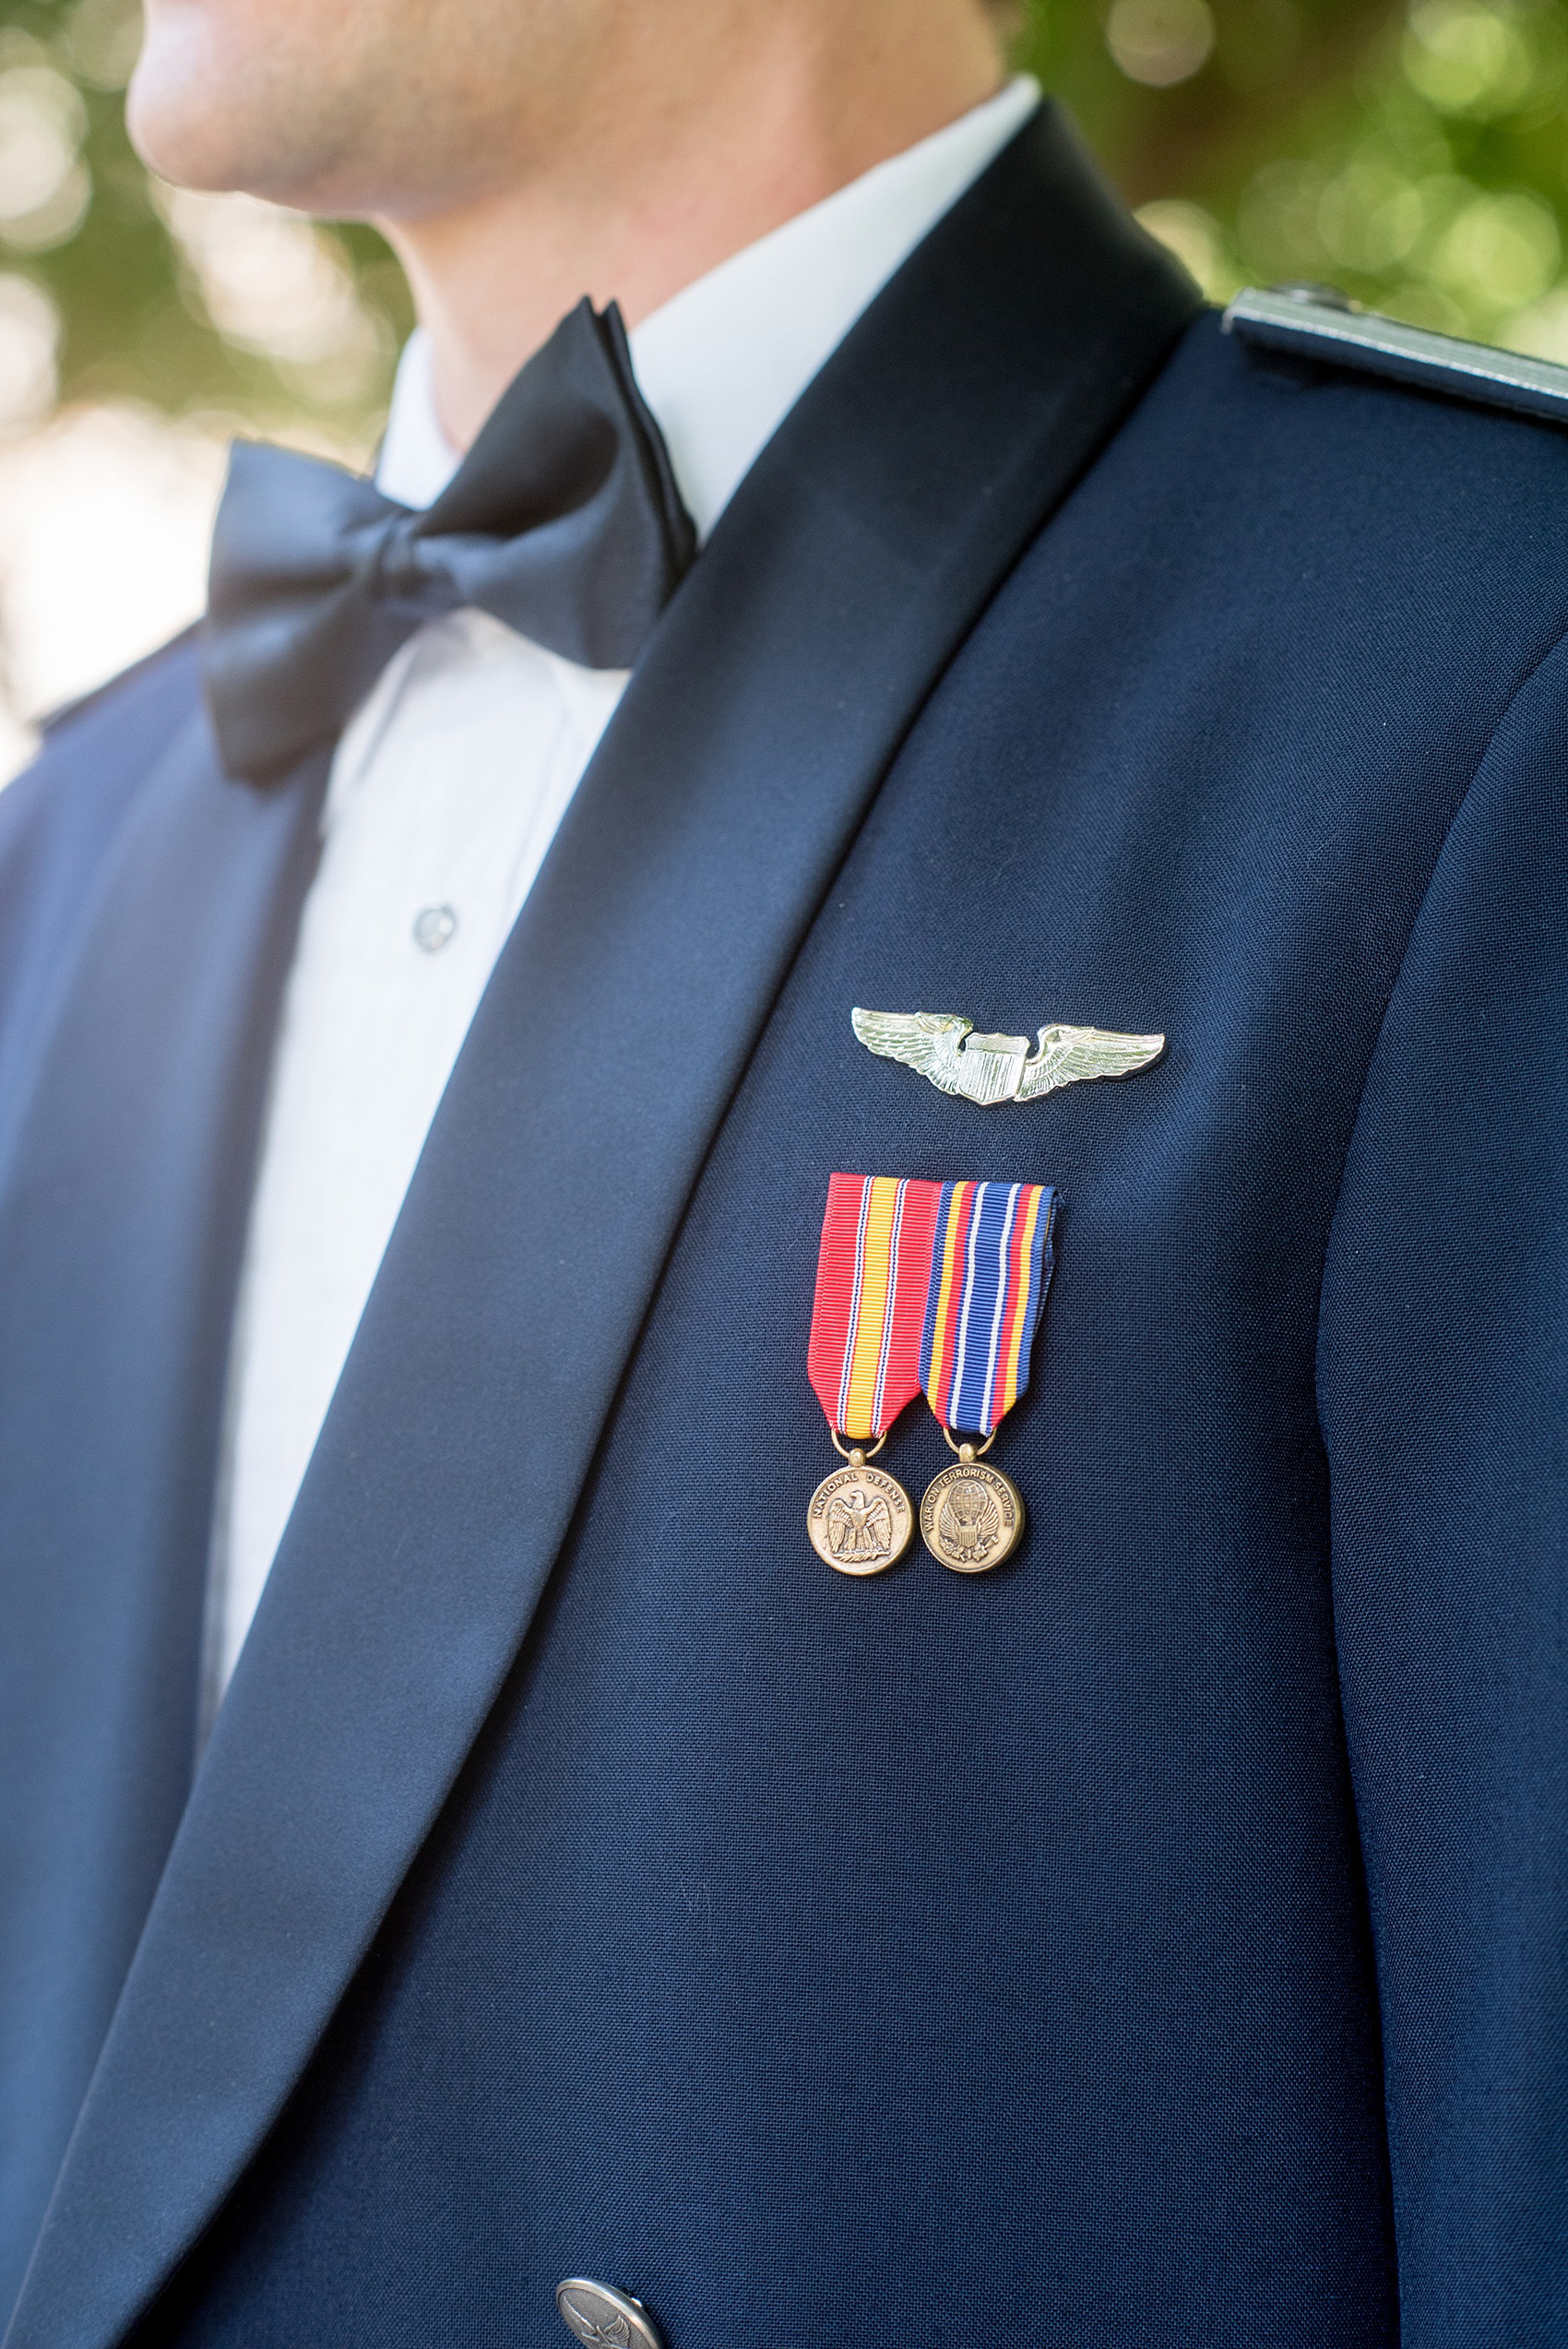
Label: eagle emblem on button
xmin=850 ymin=1008 xmax=1164 ymax=1106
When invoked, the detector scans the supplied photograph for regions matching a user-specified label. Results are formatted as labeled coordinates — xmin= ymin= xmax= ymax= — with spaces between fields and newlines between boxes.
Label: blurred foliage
xmin=1018 ymin=0 xmax=1568 ymax=350
xmin=0 ymin=0 xmax=411 ymax=446
xmin=0 ymin=0 xmax=1567 ymax=450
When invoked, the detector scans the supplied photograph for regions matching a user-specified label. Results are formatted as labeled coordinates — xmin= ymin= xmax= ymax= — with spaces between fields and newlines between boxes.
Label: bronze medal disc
xmin=920 ymin=1457 xmax=1024 ymax=1573
xmin=807 ymin=1458 xmax=914 ymax=1576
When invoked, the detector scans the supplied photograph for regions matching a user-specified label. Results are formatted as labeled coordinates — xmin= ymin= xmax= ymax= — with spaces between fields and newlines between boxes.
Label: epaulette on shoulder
xmin=1223 ymin=283 xmax=1568 ymax=428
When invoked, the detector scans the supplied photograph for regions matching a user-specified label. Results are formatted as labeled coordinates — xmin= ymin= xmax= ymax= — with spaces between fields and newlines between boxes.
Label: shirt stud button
xmin=412 ymin=903 xmax=457 ymax=953
xmin=556 ymin=2278 xmax=665 ymax=2348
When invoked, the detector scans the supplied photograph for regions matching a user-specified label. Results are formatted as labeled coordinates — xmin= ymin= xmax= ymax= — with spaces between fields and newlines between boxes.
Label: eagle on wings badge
xmin=850 ymin=1008 xmax=1164 ymax=1107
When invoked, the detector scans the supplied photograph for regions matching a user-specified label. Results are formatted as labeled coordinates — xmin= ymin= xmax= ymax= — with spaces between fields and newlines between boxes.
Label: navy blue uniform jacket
xmin=1 ymin=104 xmax=1565 ymax=2348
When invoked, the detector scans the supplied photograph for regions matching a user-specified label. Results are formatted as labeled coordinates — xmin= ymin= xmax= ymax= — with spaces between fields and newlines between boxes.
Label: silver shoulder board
xmin=1223 ymin=284 xmax=1568 ymax=428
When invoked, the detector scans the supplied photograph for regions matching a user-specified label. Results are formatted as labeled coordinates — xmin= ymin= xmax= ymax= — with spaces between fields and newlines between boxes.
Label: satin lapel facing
xmin=5 ymin=106 xmax=1201 ymax=2349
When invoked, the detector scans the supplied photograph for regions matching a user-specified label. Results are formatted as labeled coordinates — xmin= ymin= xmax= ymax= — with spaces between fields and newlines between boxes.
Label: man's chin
xmin=126 ymin=41 xmax=334 ymax=202
xmin=129 ymin=84 xmax=245 ymax=192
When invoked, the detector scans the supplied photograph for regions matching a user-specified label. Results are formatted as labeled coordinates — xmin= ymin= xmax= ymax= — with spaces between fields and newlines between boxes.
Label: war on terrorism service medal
xmin=920 ymin=1448 xmax=1025 ymax=1574
xmin=914 ymin=1177 xmax=1056 ymax=1571
xmin=806 ymin=1173 xmax=1058 ymax=1576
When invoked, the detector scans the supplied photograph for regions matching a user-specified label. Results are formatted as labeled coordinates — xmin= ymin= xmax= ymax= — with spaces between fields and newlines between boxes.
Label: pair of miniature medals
xmin=805 ymin=1172 xmax=1058 ymax=1576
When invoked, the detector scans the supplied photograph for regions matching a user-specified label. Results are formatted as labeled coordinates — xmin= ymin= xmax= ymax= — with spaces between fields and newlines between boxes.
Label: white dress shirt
xmin=205 ymin=74 xmax=1041 ymax=1705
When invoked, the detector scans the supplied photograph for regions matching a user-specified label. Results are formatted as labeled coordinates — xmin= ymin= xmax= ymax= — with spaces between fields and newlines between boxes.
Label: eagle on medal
xmin=938 ymin=1474 xmax=1002 ymax=1566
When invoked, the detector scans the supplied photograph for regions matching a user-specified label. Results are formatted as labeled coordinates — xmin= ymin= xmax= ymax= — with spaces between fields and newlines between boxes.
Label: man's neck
xmin=377 ymin=7 xmax=1004 ymax=452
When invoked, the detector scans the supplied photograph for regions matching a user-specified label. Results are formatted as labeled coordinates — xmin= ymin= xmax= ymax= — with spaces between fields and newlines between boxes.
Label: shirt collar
xmin=376 ymin=74 xmax=1040 ymax=535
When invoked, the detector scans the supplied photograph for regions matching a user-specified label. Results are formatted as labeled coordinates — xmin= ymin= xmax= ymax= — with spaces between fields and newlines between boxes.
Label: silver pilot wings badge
xmin=851 ymin=1008 xmax=1164 ymax=1108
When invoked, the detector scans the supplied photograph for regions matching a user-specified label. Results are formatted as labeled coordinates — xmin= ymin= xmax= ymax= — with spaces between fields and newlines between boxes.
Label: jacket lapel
xmin=0 ymin=712 xmax=325 ymax=2318
xmin=5 ymin=105 xmax=1199 ymax=2349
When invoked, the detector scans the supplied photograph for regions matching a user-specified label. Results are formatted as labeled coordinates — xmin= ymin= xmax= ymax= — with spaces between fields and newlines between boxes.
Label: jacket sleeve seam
xmin=1312 ymin=608 xmax=1568 ymax=1426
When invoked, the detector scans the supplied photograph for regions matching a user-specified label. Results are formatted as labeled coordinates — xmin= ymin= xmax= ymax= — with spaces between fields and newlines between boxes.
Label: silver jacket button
xmin=556 ymin=2277 xmax=666 ymax=2348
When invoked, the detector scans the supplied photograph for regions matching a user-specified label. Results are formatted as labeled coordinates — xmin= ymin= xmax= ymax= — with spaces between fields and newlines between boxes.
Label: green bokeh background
xmin=2 ymin=0 xmax=1566 ymax=443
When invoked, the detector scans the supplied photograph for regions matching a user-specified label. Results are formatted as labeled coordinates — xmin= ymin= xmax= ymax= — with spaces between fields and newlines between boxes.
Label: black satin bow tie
xmin=203 ymin=298 xmax=697 ymax=784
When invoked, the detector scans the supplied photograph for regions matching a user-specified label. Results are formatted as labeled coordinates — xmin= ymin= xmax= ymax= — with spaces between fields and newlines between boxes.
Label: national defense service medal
xmin=804 ymin=1174 xmax=945 ymax=1576
xmin=806 ymin=1445 xmax=913 ymax=1576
